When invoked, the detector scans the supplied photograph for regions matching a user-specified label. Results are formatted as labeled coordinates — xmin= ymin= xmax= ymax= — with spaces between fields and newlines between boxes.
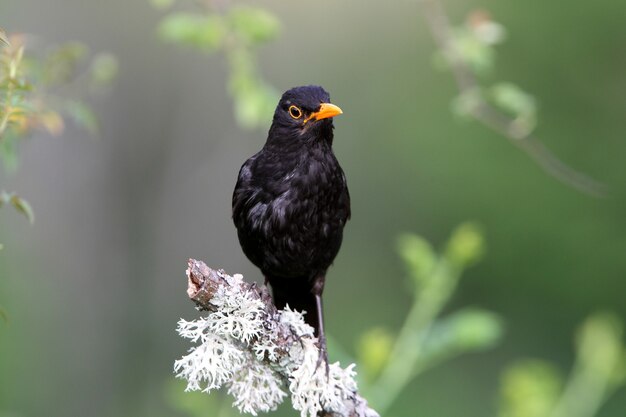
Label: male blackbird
xmin=232 ymin=85 xmax=350 ymax=361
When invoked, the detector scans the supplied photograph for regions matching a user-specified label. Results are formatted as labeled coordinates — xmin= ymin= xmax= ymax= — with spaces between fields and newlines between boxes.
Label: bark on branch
xmin=176 ymin=258 xmax=379 ymax=417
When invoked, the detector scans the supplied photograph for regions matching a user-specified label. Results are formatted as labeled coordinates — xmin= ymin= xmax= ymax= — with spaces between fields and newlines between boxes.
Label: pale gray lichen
xmin=208 ymin=273 xmax=266 ymax=344
xmin=174 ymin=328 xmax=244 ymax=391
xmin=279 ymin=306 xmax=316 ymax=338
xmin=228 ymin=357 xmax=287 ymax=415
xmin=175 ymin=265 xmax=377 ymax=417
xmin=289 ymin=338 xmax=358 ymax=417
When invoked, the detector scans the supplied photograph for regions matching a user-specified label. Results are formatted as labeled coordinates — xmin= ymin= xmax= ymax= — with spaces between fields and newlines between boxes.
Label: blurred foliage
xmin=443 ymin=11 xmax=537 ymax=137
xmin=356 ymin=224 xmax=502 ymax=413
xmin=451 ymin=78 xmax=537 ymax=140
xmin=449 ymin=11 xmax=506 ymax=75
xmin=433 ymin=7 xmax=607 ymax=197
xmin=499 ymin=313 xmax=626 ymax=417
xmin=390 ymin=225 xmax=626 ymax=417
xmin=0 ymin=31 xmax=117 ymax=237
xmin=500 ymin=360 xmax=564 ymax=417
xmin=0 ymin=190 xmax=34 ymax=224
xmin=489 ymin=82 xmax=537 ymax=139
xmin=344 ymin=226 xmax=624 ymax=417
xmin=153 ymin=0 xmax=279 ymax=129
xmin=0 ymin=29 xmax=9 ymax=48
xmin=356 ymin=327 xmax=394 ymax=382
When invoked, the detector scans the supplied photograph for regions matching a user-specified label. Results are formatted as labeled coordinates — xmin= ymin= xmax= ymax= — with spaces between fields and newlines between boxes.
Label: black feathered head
xmin=267 ymin=85 xmax=342 ymax=148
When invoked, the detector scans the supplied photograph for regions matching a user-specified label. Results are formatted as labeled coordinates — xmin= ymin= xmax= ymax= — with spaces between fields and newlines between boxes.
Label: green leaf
xmin=0 ymin=28 xmax=10 ymax=47
xmin=433 ymin=308 xmax=503 ymax=351
xmin=490 ymin=82 xmax=537 ymax=138
xmin=452 ymin=28 xmax=494 ymax=75
xmin=396 ymin=233 xmax=436 ymax=287
xmin=90 ymin=53 xmax=119 ymax=85
xmin=576 ymin=312 xmax=624 ymax=385
xmin=445 ymin=222 xmax=485 ymax=268
xmin=413 ymin=308 xmax=502 ymax=376
xmin=10 ymin=193 xmax=34 ymax=224
xmin=490 ymin=83 xmax=537 ymax=114
xmin=231 ymin=78 xmax=278 ymax=130
xmin=3 ymin=78 xmax=33 ymax=92
xmin=158 ymin=13 xmax=225 ymax=51
xmin=228 ymin=7 xmax=281 ymax=45
xmin=66 ymin=101 xmax=98 ymax=134
xmin=1 ymin=191 xmax=35 ymax=223
xmin=499 ymin=360 xmax=563 ymax=417
xmin=356 ymin=327 xmax=394 ymax=381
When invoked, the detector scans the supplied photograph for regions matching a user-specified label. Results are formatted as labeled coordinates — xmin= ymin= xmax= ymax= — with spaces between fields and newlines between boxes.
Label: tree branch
xmin=175 ymin=259 xmax=379 ymax=417
xmin=419 ymin=0 xmax=609 ymax=198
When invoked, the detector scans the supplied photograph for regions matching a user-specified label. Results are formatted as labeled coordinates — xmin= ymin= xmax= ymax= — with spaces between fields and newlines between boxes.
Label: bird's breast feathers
xmin=246 ymin=160 xmax=347 ymax=231
xmin=232 ymin=143 xmax=350 ymax=277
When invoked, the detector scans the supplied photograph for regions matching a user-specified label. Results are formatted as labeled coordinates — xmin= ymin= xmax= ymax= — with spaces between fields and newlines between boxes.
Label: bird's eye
xmin=288 ymin=105 xmax=302 ymax=119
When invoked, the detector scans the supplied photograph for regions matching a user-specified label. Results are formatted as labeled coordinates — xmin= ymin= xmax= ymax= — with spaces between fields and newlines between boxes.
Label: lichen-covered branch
xmin=174 ymin=259 xmax=379 ymax=417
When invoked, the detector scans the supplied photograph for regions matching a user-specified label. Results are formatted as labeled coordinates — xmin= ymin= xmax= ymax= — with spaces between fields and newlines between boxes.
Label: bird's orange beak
xmin=308 ymin=103 xmax=343 ymax=122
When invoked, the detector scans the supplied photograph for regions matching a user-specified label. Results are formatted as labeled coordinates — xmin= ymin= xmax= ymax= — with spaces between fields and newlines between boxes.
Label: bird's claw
xmin=315 ymin=334 xmax=330 ymax=378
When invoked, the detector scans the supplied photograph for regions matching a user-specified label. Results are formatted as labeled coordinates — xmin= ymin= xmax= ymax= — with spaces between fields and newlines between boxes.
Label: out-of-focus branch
xmin=154 ymin=0 xmax=279 ymax=129
xmin=363 ymin=224 xmax=503 ymax=414
xmin=175 ymin=259 xmax=379 ymax=417
xmin=547 ymin=313 xmax=625 ymax=417
xmin=498 ymin=313 xmax=625 ymax=417
xmin=419 ymin=0 xmax=609 ymax=198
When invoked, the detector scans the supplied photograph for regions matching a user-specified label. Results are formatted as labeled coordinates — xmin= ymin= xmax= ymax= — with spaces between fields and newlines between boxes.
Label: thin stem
xmin=0 ymin=104 xmax=10 ymax=138
xmin=548 ymin=358 xmax=616 ymax=417
xmin=418 ymin=0 xmax=609 ymax=197
xmin=0 ymin=79 xmax=13 ymax=140
xmin=367 ymin=260 xmax=461 ymax=413
xmin=0 ymin=45 xmax=23 ymax=141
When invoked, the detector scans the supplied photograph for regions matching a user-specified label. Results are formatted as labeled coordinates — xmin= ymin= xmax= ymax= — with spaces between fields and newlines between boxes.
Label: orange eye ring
xmin=288 ymin=105 xmax=302 ymax=119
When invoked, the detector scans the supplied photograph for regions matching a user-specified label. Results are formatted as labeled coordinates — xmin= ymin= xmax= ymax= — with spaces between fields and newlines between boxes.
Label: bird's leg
xmin=314 ymin=293 xmax=330 ymax=375
xmin=312 ymin=276 xmax=329 ymax=376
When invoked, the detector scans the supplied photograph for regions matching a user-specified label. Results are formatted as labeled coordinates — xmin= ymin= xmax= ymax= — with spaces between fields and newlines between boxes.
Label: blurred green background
xmin=1 ymin=0 xmax=625 ymax=416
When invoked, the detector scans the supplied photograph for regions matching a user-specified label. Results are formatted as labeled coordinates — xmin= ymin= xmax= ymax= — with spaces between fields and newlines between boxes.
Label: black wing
xmin=232 ymin=155 xmax=257 ymax=227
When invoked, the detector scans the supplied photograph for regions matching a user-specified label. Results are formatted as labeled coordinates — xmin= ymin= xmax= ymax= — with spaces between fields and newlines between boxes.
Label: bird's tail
xmin=269 ymin=278 xmax=319 ymax=336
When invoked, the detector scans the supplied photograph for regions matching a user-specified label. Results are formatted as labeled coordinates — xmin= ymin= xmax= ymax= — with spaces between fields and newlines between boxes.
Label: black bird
xmin=232 ymin=85 xmax=350 ymax=361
